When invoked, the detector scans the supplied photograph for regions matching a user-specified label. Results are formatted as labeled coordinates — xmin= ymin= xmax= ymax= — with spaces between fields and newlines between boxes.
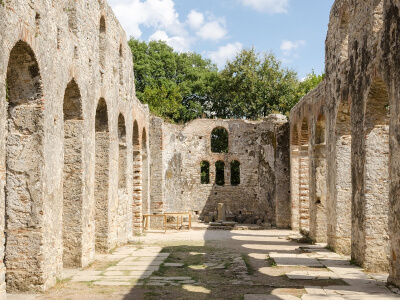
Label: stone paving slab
xmin=302 ymin=296 xmax=344 ymax=300
xmin=304 ymin=286 xmax=326 ymax=295
xmin=286 ymin=271 xmax=340 ymax=280
xmin=323 ymin=285 xmax=393 ymax=295
xmin=107 ymin=265 xmax=159 ymax=271
xmin=244 ymin=295 xmax=299 ymax=300
xmin=269 ymin=253 xmax=323 ymax=267
xmin=117 ymin=260 xmax=162 ymax=266
xmin=93 ymin=281 xmax=132 ymax=286
xmin=71 ymin=276 xmax=103 ymax=282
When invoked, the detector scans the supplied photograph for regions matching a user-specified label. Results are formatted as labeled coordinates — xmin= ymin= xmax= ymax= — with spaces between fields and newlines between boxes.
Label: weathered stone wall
xmin=150 ymin=116 xmax=290 ymax=227
xmin=289 ymin=0 xmax=400 ymax=286
xmin=0 ymin=0 xmax=150 ymax=296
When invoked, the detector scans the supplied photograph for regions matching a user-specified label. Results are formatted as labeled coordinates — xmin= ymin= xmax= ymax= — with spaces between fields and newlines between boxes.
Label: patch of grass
xmin=241 ymin=254 xmax=255 ymax=275
xmin=267 ymin=256 xmax=277 ymax=267
xmin=144 ymin=291 xmax=162 ymax=299
xmin=56 ymin=277 xmax=71 ymax=284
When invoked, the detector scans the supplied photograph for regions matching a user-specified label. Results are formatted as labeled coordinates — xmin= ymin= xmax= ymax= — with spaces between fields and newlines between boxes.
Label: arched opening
xmin=5 ymin=41 xmax=45 ymax=291
xmin=62 ymin=79 xmax=84 ymax=268
xmin=200 ymin=161 xmax=210 ymax=184
xmin=94 ymin=98 xmax=109 ymax=252
xmin=118 ymin=114 xmax=127 ymax=190
xmin=132 ymin=121 xmax=142 ymax=232
xmin=230 ymin=160 xmax=240 ymax=186
xmin=330 ymin=99 xmax=352 ymax=254
xmin=339 ymin=7 xmax=349 ymax=62
xmin=215 ymin=161 xmax=225 ymax=186
xmin=290 ymin=124 xmax=300 ymax=230
xmin=99 ymin=16 xmax=106 ymax=81
xmin=310 ymin=114 xmax=327 ymax=242
xmin=360 ymin=78 xmax=389 ymax=270
xmin=117 ymin=114 xmax=127 ymax=240
xmin=211 ymin=127 xmax=229 ymax=153
xmin=299 ymin=118 xmax=310 ymax=234
xmin=141 ymin=128 xmax=149 ymax=218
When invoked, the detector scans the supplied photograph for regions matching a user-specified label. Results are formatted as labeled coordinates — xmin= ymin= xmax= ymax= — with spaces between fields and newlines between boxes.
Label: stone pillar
xmin=218 ymin=203 xmax=226 ymax=221
xmin=299 ymin=145 xmax=310 ymax=233
xmin=290 ymin=146 xmax=300 ymax=230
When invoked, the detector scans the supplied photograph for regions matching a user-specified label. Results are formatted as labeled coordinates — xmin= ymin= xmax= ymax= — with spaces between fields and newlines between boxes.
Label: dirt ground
xmin=11 ymin=228 xmax=393 ymax=300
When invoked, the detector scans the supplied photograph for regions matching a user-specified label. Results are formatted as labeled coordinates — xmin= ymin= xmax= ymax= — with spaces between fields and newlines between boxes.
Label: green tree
xmin=128 ymin=38 xmax=218 ymax=123
xmin=213 ymin=48 xmax=299 ymax=119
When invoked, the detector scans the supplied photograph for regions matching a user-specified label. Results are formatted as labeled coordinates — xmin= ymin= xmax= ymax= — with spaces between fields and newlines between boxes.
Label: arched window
xmin=200 ymin=161 xmax=210 ymax=184
xmin=215 ymin=161 xmax=225 ymax=186
xmin=230 ymin=160 xmax=240 ymax=186
xmin=211 ymin=127 xmax=228 ymax=153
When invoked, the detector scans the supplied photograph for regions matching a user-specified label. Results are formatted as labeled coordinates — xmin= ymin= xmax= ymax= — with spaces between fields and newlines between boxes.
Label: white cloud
xmin=239 ymin=0 xmax=289 ymax=14
xmin=149 ymin=30 xmax=192 ymax=52
xmin=187 ymin=10 xmax=204 ymax=29
xmin=109 ymin=0 xmax=185 ymax=39
xmin=207 ymin=42 xmax=243 ymax=68
xmin=196 ymin=19 xmax=228 ymax=41
xmin=280 ymin=40 xmax=306 ymax=56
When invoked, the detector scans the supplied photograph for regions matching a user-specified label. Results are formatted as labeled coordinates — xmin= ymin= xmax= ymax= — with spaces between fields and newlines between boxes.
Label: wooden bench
xmin=142 ymin=212 xmax=191 ymax=232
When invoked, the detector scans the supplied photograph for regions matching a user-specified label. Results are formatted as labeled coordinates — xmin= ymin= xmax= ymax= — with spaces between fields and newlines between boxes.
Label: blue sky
xmin=109 ymin=0 xmax=334 ymax=79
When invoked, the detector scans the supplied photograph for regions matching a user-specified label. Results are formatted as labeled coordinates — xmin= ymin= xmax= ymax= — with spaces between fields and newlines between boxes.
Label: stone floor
xmin=6 ymin=229 xmax=400 ymax=299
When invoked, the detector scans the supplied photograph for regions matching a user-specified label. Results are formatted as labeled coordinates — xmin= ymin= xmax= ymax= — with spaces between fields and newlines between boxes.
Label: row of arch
xmin=290 ymin=77 xmax=389 ymax=271
xmin=200 ymin=160 xmax=240 ymax=186
xmin=4 ymin=39 xmax=148 ymax=291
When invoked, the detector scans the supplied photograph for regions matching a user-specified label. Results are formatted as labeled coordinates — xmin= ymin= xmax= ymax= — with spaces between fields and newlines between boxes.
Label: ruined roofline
xmin=290 ymin=80 xmax=326 ymax=117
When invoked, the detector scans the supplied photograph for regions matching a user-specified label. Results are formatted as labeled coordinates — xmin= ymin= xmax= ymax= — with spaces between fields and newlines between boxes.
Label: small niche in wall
xmin=200 ymin=161 xmax=210 ymax=184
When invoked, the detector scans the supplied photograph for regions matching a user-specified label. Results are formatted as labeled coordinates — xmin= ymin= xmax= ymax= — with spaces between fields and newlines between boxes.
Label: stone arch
xmin=290 ymin=124 xmax=300 ymax=230
xmin=141 ymin=128 xmax=149 ymax=218
xmin=94 ymin=98 xmax=110 ymax=251
xmin=357 ymin=77 xmax=389 ymax=270
xmin=99 ymin=16 xmax=106 ymax=73
xmin=5 ymin=40 xmax=45 ymax=291
xmin=310 ymin=114 xmax=327 ymax=242
xmin=132 ymin=121 xmax=142 ymax=232
xmin=117 ymin=113 xmax=127 ymax=241
xmin=329 ymin=99 xmax=352 ymax=254
xmin=211 ymin=127 xmax=229 ymax=153
xmin=299 ymin=118 xmax=310 ymax=233
xmin=62 ymin=79 xmax=84 ymax=268
xmin=339 ymin=6 xmax=349 ymax=62
xmin=118 ymin=113 xmax=127 ymax=190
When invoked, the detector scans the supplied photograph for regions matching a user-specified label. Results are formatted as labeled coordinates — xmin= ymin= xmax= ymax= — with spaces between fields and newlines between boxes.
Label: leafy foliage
xmin=200 ymin=161 xmax=210 ymax=184
xmin=129 ymin=39 xmax=324 ymax=122
xmin=211 ymin=127 xmax=229 ymax=153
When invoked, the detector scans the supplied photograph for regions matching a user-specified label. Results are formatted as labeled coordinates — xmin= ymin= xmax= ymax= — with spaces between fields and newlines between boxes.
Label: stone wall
xmin=289 ymin=0 xmax=400 ymax=287
xmin=150 ymin=116 xmax=291 ymax=227
xmin=0 ymin=0 xmax=150 ymax=296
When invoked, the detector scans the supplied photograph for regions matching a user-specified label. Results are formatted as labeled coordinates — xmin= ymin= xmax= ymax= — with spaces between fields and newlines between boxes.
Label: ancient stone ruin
xmin=0 ymin=0 xmax=400 ymax=298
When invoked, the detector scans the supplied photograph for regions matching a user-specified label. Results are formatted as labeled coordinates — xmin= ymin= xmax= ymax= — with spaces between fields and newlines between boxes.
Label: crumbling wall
xmin=289 ymin=0 xmax=399 ymax=281
xmin=152 ymin=116 xmax=290 ymax=226
xmin=0 ymin=0 xmax=150 ymax=295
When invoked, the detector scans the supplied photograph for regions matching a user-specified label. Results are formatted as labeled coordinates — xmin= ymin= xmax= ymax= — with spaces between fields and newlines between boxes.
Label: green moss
xmin=5 ymin=79 xmax=9 ymax=102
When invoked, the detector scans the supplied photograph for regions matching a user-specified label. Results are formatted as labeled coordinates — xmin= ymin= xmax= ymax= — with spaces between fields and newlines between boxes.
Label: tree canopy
xmin=128 ymin=38 xmax=324 ymax=123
